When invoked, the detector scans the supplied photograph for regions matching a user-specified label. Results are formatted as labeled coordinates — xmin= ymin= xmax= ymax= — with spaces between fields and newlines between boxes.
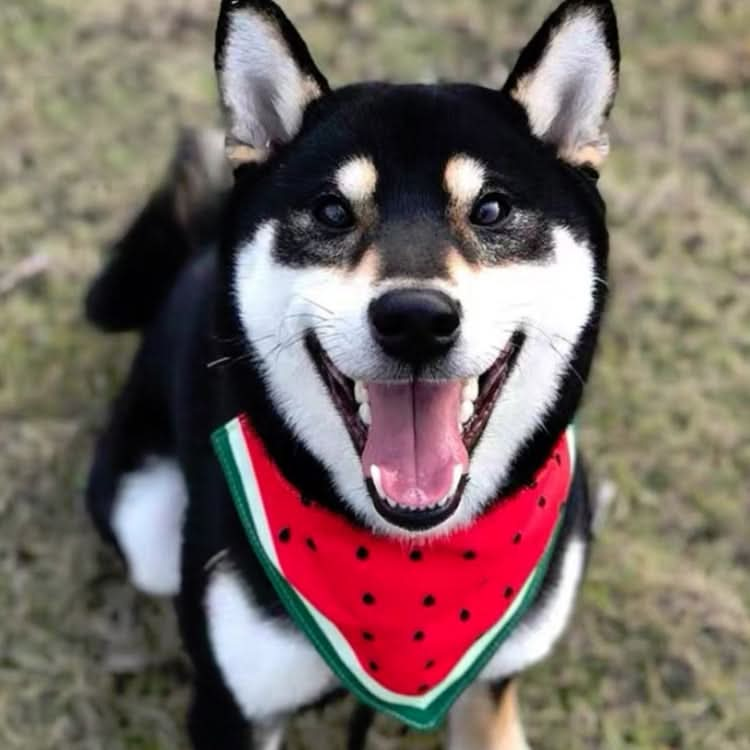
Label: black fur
xmin=86 ymin=1 xmax=618 ymax=747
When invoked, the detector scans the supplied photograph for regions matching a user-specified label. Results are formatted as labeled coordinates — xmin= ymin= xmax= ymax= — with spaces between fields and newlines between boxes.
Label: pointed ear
xmin=215 ymin=0 xmax=330 ymax=167
xmin=504 ymin=0 xmax=620 ymax=168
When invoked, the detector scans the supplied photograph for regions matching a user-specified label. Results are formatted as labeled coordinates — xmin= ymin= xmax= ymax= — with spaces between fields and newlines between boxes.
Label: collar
xmin=212 ymin=414 xmax=575 ymax=730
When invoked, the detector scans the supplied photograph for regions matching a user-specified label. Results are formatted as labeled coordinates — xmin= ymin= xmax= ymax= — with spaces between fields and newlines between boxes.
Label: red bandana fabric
xmin=212 ymin=415 xmax=575 ymax=729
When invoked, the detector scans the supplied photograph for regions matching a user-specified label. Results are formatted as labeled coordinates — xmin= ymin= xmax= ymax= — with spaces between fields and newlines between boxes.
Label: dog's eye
xmin=313 ymin=196 xmax=355 ymax=230
xmin=470 ymin=194 xmax=511 ymax=227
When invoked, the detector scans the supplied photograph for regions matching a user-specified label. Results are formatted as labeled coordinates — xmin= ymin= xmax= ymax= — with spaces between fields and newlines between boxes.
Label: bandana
xmin=212 ymin=415 xmax=575 ymax=729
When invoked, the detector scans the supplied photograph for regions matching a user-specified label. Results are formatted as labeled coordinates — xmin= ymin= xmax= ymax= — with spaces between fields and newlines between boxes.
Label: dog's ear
xmin=215 ymin=0 xmax=330 ymax=167
xmin=504 ymin=0 xmax=619 ymax=168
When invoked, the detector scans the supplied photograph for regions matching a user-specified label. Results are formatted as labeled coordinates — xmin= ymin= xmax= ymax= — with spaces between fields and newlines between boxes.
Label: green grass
xmin=1 ymin=0 xmax=749 ymax=747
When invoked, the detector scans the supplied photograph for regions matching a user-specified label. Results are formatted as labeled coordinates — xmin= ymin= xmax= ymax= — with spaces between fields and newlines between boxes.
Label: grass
xmin=1 ymin=0 xmax=749 ymax=747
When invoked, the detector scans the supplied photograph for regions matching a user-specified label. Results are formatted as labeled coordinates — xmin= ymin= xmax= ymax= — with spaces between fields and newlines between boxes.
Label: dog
xmin=85 ymin=1 xmax=620 ymax=747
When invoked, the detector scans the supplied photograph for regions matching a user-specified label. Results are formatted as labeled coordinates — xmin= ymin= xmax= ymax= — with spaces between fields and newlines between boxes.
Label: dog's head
xmin=214 ymin=0 xmax=619 ymax=538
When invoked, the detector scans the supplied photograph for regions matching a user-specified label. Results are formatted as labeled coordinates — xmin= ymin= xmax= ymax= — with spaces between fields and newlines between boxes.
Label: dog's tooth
xmin=354 ymin=381 xmax=369 ymax=405
xmin=449 ymin=464 xmax=463 ymax=498
xmin=370 ymin=465 xmax=386 ymax=500
xmin=462 ymin=377 xmax=479 ymax=403
xmin=460 ymin=400 xmax=474 ymax=425
xmin=359 ymin=402 xmax=371 ymax=426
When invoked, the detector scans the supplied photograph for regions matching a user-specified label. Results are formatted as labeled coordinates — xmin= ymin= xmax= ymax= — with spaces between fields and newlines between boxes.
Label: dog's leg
xmin=347 ymin=703 xmax=376 ymax=750
xmin=187 ymin=674 xmax=255 ymax=750
xmin=86 ymin=345 xmax=187 ymax=597
xmin=446 ymin=680 xmax=530 ymax=750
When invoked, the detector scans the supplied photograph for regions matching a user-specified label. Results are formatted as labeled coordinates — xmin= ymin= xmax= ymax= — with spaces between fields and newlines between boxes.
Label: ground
xmin=1 ymin=0 xmax=749 ymax=748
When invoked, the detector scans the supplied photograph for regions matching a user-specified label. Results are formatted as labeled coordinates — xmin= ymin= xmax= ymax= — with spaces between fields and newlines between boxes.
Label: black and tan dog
xmin=86 ymin=1 xmax=620 ymax=747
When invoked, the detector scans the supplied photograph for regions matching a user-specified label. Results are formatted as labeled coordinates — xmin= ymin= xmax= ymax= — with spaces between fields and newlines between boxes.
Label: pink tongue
xmin=362 ymin=381 xmax=469 ymax=509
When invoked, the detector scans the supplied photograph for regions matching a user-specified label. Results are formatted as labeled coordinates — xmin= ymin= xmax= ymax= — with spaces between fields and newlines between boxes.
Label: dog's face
xmin=215 ymin=0 xmax=619 ymax=538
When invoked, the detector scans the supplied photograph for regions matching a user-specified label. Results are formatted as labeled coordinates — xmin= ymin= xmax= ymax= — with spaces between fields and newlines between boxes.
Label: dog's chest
xmin=204 ymin=534 xmax=585 ymax=721
xmin=205 ymin=565 xmax=338 ymax=720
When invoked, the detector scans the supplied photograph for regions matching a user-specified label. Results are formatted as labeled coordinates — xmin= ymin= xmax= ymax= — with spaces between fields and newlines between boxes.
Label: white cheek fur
xmin=234 ymin=222 xmax=380 ymax=530
xmin=453 ymin=226 xmax=597 ymax=525
xmin=233 ymin=223 xmax=596 ymax=538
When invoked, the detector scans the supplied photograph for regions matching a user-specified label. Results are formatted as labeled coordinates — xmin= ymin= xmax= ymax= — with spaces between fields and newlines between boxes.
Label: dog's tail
xmin=85 ymin=128 xmax=231 ymax=332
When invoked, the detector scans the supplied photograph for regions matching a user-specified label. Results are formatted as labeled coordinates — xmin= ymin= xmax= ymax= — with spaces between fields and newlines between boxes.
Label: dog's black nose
xmin=369 ymin=289 xmax=461 ymax=364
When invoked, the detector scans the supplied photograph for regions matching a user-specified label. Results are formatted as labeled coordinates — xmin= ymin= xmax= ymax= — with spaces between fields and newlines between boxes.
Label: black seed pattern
xmin=423 ymin=595 xmax=435 ymax=607
xmin=504 ymin=586 xmax=514 ymax=599
xmin=356 ymin=546 xmax=369 ymax=560
xmin=306 ymin=537 xmax=317 ymax=551
xmin=425 ymin=660 xmax=435 ymax=669
xmin=513 ymin=532 xmax=522 ymax=544
xmin=538 ymin=496 xmax=547 ymax=508
xmin=418 ymin=684 xmax=430 ymax=694
xmin=369 ymin=661 xmax=378 ymax=672
xmin=278 ymin=527 xmax=291 ymax=543
xmin=462 ymin=550 xmax=477 ymax=560
xmin=555 ymin=452 xmax=562 ymax=465
xmin=460 ymin=609 xmax=471 ymax=622
xmin=409 ymin=550 xmax=423 ymax=562
xmin=362 ymin=631 xmax=374 ymax=641
xmin=413 ymin=630 xmax=425 ymax=642
xmin=362 ymin=593 xmax=375 ymax=605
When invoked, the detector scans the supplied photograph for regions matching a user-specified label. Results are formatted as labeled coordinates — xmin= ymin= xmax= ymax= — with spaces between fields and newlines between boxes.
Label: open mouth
xmin=307 ymin=333 xmax=524 ymax=531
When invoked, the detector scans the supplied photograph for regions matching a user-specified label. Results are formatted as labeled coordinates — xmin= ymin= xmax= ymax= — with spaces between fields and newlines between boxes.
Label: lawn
xmin=1 ymin=0 xmax=748 ymax=748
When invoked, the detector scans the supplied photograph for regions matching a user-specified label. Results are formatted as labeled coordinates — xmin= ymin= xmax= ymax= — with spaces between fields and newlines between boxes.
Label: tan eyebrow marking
xmin=444 ymin=154 xmax=486 ymax=206
xmin=335 ymin=156 xmax=378 ymax=204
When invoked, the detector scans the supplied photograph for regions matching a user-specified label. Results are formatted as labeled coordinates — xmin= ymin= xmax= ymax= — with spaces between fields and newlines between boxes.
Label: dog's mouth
xmin=307 ymin=334 xmax=524 ymax=531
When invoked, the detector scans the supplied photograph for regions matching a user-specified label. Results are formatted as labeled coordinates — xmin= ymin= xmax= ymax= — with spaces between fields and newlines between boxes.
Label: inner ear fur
xmin=215 ymin=0 xmax=330 ymax=167
xmin=504 ymin=0 xmax=620 ymax=168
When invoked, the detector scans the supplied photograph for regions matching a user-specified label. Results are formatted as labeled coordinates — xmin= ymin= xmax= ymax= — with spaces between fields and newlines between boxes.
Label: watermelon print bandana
xmin=212 ymin=415 xmax=575 ymax=730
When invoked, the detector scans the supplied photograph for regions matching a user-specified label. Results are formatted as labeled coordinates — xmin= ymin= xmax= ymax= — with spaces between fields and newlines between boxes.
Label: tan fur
xmin=444 ymin=154 xmax=486 ymax=207
xmin=558 ymin=137 xmax=610 ymax=168
xmin=445 ymin=247 xmax=479 ymax=277
xmin=348 ymin=246 xmax=380 ymax=281
xmin=447 ymin=682 xmax=530 ymax=750
xmin=336 ymin=156 xmax=379 ymax=204
xmin=225 ymin=140 xmax=271 ymax=169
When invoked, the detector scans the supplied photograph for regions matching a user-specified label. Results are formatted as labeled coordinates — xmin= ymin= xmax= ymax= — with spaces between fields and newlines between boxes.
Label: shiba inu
xmin=85 ymin=0 xmax=620 ymax=747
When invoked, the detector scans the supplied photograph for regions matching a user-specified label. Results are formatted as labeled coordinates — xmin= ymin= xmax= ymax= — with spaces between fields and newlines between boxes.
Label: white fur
xmin=480 ymin=538 xmax=586 ymax=679
xmin=512 ymin=10 xmax=615 ymax=160
xmin=336 ymin=157 xmax=378 ymax=204
xmin=111 ymin=457 xmax=187 ymax=596
xmin=234 ymin=221 xmax=595 ymax=539
xmin=444 ymin=155 xmax=486 ymax=205
xmin=221 ymin=11 xmax=321 ymax=147
xmin=205 ymin=566 xmax=337 ymax=720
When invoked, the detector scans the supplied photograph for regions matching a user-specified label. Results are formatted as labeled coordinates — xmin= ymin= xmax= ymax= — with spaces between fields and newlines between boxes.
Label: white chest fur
xmin=204 ymin=566 xmax=338 ymax=721
xmin=479 ymin=537 xmax=585 ymax=681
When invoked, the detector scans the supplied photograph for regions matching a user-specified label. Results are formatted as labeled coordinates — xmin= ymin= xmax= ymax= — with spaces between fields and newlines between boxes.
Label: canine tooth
xmin=463 ymin=377 xmax=479 ymax=402
xmin=460 ymin=400 xmax=474 ymax=425
xmin=354 ymin=381 xmax=369 ymax=404
xmin=359 ymin=403 xmax=371 ymax=425
xmin=449 ymin=464 xmax=463 ymax=498
xmin=370 ymin=465 xmax=386 ymax=500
